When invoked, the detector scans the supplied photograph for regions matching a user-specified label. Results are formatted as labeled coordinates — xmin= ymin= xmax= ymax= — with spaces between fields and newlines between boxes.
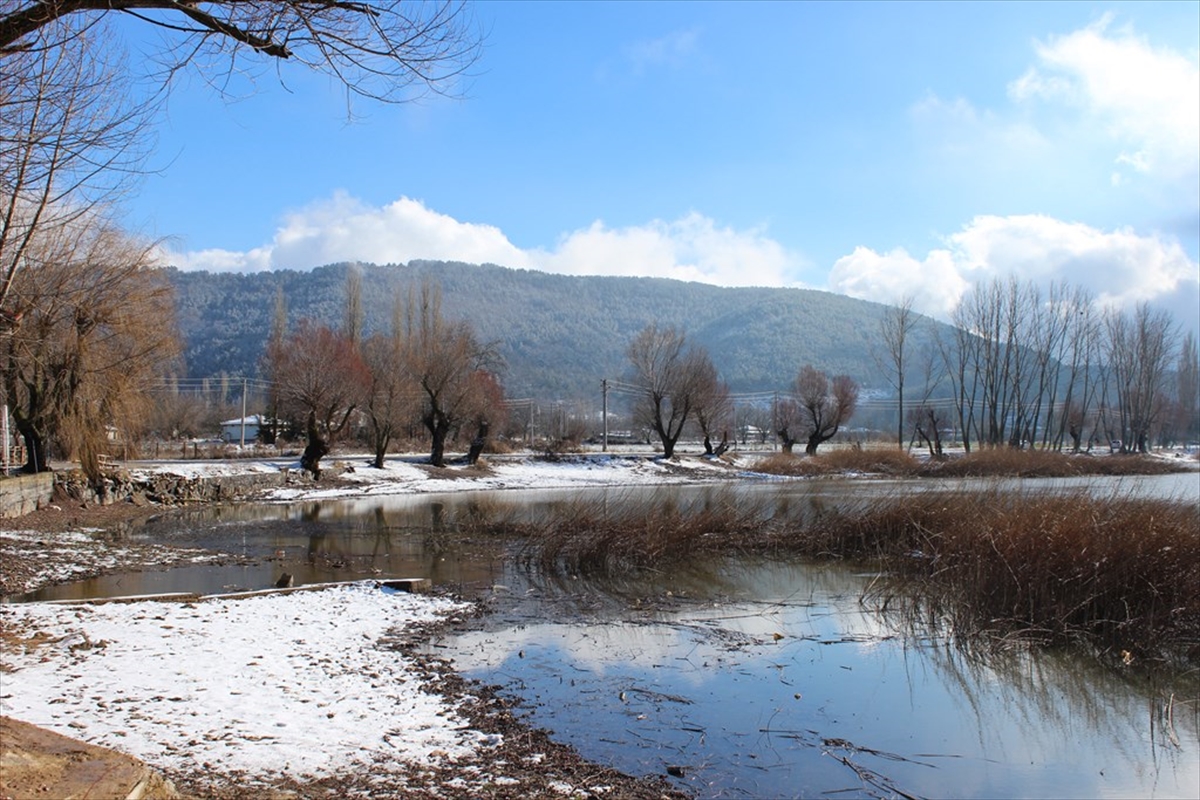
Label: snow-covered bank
xmin=128 ymin=452 xmax=747 ymax=503
xmin=0 ymin=582 xmax=496 ymax=789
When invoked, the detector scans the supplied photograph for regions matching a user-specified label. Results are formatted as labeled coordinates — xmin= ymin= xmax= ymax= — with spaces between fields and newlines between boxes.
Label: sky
xmin=122 ymin=1 xmax=1199 ymax=326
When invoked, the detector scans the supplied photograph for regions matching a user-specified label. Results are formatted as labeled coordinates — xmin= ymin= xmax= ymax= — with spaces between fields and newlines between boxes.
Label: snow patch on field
xmin=0 ymin=583 xmax=492 ymax=785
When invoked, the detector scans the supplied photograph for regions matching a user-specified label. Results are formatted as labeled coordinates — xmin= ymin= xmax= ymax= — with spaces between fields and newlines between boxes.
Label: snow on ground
xmin=200 ymin=452 xmax=748 ymax=502
xmin=0 ymin=582 xmax=496 ymax=787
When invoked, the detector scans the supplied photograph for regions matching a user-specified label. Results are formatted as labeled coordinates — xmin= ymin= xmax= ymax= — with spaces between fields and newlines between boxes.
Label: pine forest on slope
xmin=169 ymin=260 xmax=924 ymax=400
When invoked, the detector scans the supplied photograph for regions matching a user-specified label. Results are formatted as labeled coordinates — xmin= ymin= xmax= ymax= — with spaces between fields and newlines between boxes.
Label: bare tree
xmin=361 ymin=331 xmax=414 ymax=469
xmin=690 ymin=352 xmax=730 ymax=456
xmin=774 ymin=396 xmax=802 ymax=454
xmin=876 ymin=296 xmax=917 ymax=449
xmin=909 ymin=403 xmax=946 ymax=459
xmin=2 ymin=2 xmax=480 ymax=303
xmin=794 ymin=365 xmax=859 ymax=455
xmin=1176 ymin=331 xmax=1199 ymax=445
xmin=1 ymin=213 xmax=180 ymax=479
xmin=402 ymin=282 xmax=500 ymax=467
xmin=0 ymin=2 xmax=481 ymax=106
xmin=1104 ymin=303 xmax=1177 ymax=453
xmin=143 ymin=379 xmax=209 ymax=442
xmin=266 ymin=320 xmax=369 ymax=478
xmin=626 ymin=324 xmax=712 ymax=459
xmin=259 ymin=284 xmax=289 ymax=444
xmin=1 ymin=19 xmax=153 ymax=311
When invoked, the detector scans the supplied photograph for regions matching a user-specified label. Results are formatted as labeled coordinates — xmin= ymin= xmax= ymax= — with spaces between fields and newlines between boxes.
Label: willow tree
xmin=1 ymin=215 xmax=180 ymax=479
xmin=795 ymin=365 xmax=859 ymax=455
xmin=402 ymin=282 xmax=501 ymax=468
xmin=626 ymin=324 xmax=714 ymax=459
xmin=2 ymin=1 xmax=481 ymax=306
xmin=265 ymin=320 xmax=368 ymax=478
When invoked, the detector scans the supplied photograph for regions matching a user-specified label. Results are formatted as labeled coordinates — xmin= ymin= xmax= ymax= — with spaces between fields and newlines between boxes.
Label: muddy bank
xmin=0 ymin=715 xmax=182 ymax=800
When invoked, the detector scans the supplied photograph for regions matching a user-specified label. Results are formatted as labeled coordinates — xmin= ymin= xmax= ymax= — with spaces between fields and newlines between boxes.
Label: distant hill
xmin=167 ymin=260 xmax=931 ymax=400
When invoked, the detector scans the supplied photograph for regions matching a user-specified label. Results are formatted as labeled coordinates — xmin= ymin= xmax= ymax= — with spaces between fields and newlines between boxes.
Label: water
xmin=12 ymin=473 xmax=1200 ymax=797
xmin=439 ymin=557 xmax=1200 ymax=798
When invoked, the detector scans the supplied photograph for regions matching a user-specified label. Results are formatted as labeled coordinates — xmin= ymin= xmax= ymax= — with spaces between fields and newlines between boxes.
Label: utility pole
xmin=240 ymin=378 xmax=247 ymax=448
xmin=602 ymin=379 xmax=608 ymax=452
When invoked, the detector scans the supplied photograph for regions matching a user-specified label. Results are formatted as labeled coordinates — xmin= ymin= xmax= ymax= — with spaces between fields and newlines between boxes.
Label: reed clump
xmin=750 ymin=449 xmax=920 ymax=477
xmin=818 ymin=447 xmax=922 ymax=475
xmin=751 ymin=446 xmax=1189 ymax=479
xmin=789 ymin=489 xmax=1200 ymax=661
xmin=920 ymin=448 xmax=1185 ymax=477
xmin=514 ymin=493 xmax=768 ymax=576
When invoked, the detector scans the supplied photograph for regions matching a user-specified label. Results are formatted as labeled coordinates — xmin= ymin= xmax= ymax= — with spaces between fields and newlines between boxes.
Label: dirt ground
xmin=0 ymin=499 xmax=688 ymax=799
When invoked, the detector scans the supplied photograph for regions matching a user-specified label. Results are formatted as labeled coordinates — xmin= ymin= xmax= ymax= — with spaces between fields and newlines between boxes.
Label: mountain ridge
xmin=168 ymin=260 xmax=925 ymax=399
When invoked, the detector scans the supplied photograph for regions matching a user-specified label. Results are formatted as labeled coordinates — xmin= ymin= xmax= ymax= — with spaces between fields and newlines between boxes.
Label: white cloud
xmin=829 ymin=214 xmax=1199 ymax=321
xmin=166 ymin=195 xmax=809 ymax=288
xmin=828 ymin=246 xmax=967 ymax=318
xmin=1008 ymin=15 xmax=1200 ymax=181
xmin=535 ymin=212 xmax=802 ymax=287
xmin=165 ymin=192 xmax=532 ymax=273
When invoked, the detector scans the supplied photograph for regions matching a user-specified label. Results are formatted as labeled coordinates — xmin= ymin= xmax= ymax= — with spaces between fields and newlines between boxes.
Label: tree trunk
xmin=777 ymin=426 xmax=796 ymax=454
xmin=300 ymin=412 xmax=328 ymax=479
xmin=18 ymin=424 xmax=49 ymax=474
xmin=467 ymin=420 xmax=489 ymax=465
xmin=429 ymin=419 xmax=450 ymax=467
xmin=372 ymin=431 xmax=389 ymax=469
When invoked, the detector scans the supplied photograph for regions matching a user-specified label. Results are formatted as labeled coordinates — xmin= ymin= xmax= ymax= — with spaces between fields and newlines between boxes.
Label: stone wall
xmin=55 ymin=469 xmax=294 ymax=508
xmin=2 ymin=466 xmax=309 ymax=519
xmin=0 ymin=473 xmax=55 ymax=519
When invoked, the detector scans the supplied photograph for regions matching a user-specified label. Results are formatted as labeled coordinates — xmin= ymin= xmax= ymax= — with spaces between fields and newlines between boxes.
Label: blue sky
xmin=128 ymin=1 xmax=1198 ymax=325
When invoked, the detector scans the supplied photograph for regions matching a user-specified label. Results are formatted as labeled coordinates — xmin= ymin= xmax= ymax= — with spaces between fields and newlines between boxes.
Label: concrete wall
xmin=0 ymin=473 xmax=54 ymax=519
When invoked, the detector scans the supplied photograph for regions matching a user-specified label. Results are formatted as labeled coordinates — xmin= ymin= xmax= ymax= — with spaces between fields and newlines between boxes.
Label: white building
xmin=220 ymin=415 xmax=263 ymax=443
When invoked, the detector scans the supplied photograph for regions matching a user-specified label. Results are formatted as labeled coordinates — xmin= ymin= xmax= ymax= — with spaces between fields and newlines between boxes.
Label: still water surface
xmin=16 ymin=474 xmax=1200 ymax=797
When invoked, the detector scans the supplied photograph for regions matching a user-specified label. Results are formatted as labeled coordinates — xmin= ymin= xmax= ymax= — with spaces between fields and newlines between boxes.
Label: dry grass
xmin=461 ymin=484 xmax=1199 ymax=664
xmin=921 ymin=448 xmax=1186 ymax=477
xmin=749 ymin=449 xmax=919 ymax=477
xmin=499 ymin=492 xmax=767 ymax=576
xmin=750 ymin=446 xmax=1190 ymax=479
xmin=776 ymin=489 xmax=1200 ymax=662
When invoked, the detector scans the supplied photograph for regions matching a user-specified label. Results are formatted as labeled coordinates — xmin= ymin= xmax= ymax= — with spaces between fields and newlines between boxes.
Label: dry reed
xmin=782 ymin=488 xmax=1200 ymax=662
xmin=459 ymin=483 xmax=1199 ymax=664
xmin=751 ymin=447 xmax=1190 ymax=479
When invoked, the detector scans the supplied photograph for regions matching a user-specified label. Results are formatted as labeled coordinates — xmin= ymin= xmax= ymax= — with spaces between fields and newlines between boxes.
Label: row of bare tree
xmin=877 ymin=279 xmax=1198 ymax=455
xmin=1 ymin=1 xmax=482 ymax=480
xmin=264 ymin=279 xmax=501 ymax=477
xmin=623 ymin=324 xmax=859 ymax=458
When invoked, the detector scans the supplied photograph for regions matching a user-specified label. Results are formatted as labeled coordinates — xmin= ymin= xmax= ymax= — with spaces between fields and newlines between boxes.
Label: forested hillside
xmin=168 ymin=260 xmax=919 ymax=399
